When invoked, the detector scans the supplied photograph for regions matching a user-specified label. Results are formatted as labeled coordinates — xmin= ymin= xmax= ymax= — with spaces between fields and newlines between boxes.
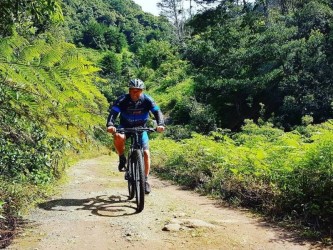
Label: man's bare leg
xmin=114 ymin=133 xmax=126 ymax=171
xmin=143 ymin=150 xmax=151 ymax=194
xmin=114 ymin=133 xmax=126 ymax=155
xmin=143 ymin=150 xmax=150 ymax=177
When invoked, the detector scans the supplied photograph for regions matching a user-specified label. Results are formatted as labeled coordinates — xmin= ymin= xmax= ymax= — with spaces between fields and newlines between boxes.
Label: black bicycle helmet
xmin=129 ymin=79 xmax=145 ymax=89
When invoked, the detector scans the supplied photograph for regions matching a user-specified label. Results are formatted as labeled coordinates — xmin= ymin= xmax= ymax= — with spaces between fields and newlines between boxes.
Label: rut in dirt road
xmin=8 ymin=155 xmax=316 ymax=250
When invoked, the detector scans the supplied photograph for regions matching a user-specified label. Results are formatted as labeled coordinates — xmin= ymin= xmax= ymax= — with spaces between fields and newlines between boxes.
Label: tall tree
xmin=158 ymin=0 xmax=186 ymax=41
xmin=183 ymin=0 xmax=333 ymax=129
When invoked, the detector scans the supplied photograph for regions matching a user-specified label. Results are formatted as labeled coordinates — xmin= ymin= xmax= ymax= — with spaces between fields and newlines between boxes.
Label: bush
xmin=100 ymin=51 xmax=122 ymax=77
xmin=164 ymin=125 xmax=192 ymax=141
xmin=170 ymin=98 xmax=217 ymax=134
xmin=150 ymin=120 xmax=333 ymax=239
xmin=0 ymin=124 xmax=65 ymax=183
xmin=281 ymin=138 xmax=333 ymax=230
xmin=0 ymin=177 xmax=52 ymax=248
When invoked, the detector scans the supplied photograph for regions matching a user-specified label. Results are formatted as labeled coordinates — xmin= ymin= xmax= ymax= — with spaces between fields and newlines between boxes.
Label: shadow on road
xmin=38 ymin=195 xmax=139 ymax=217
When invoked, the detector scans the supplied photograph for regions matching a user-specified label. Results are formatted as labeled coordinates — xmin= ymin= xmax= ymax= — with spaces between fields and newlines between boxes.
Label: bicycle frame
xmin=129 ymin=129 xmax=144 ymax=151
xmin=116 ymin=127 xmax=155 ymax=212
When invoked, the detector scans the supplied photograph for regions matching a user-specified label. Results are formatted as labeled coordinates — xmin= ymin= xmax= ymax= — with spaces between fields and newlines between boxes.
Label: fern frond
xmin=40 ymin=42 xmax=74 ymax=67
xmin=0 ymin=36 xmax=28 ymax=62
xmin=0 ymin=34 xmax=109 ymax=148
xmin=17 ymin=40 xmax=49 ymax=65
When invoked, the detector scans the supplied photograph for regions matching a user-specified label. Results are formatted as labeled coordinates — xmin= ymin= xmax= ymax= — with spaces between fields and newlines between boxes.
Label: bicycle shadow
xmin=38 ymin=194 xmax=138 ymax=217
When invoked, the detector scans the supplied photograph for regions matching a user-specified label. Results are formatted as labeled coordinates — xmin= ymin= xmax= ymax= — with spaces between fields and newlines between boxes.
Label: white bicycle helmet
xmin=129 ymin=79 xmax=145 ymax=89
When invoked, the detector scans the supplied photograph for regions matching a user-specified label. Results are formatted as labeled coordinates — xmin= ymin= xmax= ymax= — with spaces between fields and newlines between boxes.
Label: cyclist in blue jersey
xmin=106 ymin=79 xmax=165 ymax=194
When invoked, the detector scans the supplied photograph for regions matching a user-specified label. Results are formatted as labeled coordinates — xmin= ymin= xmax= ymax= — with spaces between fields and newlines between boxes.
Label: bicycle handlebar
xmin=116 ymin=127 xmax=156 ymax=133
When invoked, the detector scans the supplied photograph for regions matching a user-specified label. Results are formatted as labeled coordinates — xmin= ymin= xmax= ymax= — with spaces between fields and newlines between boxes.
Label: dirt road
xmin=8 ymin=155 xmax=316 ymax=250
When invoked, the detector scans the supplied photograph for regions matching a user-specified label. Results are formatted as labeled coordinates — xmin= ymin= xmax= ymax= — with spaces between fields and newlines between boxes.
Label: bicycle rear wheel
xmin=127 ymin=154 xmax=135 ymax=200
xmin=132 ymin=149 xmax=145 ymax=212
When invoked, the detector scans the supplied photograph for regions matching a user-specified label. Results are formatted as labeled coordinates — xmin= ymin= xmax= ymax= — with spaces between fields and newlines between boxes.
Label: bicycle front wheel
xmin=132 ymin=149 xmax=145 ymax=212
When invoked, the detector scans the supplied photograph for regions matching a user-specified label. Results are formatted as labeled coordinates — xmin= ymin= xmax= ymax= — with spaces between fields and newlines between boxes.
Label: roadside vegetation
xmin=1 ymin=0 xmax=332 ymax=247
xmin=151 ymin=120 xmax=333 ymax=243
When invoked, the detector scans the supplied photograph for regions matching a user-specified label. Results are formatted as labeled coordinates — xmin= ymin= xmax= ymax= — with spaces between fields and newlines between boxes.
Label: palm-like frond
xmin=0 ymin=34 xmax=108 ymax=146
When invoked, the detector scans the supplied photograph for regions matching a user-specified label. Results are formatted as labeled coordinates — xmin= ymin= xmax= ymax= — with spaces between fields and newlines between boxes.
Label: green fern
xmin=0 ymin=34 xmax=109 ymax=147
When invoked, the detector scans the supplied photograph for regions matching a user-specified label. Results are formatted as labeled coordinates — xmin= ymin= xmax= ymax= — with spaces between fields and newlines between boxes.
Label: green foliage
xmin=0 ymin=34 xmax=109 ymax=181
xmin=81 ymin=21 xmax=108 ymax=49
xmin=163 ymin=125 xmax=192 ymax=141
xmin=0 ymin=124 xmax=64 ymax=183
xmin=62 ymin=0 xmax=173 ymax=51
xmin=170 ymin=98 xmax=192 ymax=124
xmin=80 ymin=22 xmax=128 ymax=51
xmin=170 ymin=97 xmax=217 ymax=133
xmin=137 ymin=40 xmax=175 ymax=70
xmin=97 ymin=50 xmax=134 ymax=102
xmin=0 ymin=0 xmax=63 ymax=37
xmin=295 ymin=1 xmax=333 ymax=36
xmin=104 ymin=27 xmax=128 ymax=53
xmin=151 ymin=120 xmax=333 ymax=238
xmin=0 ymin=178 xmax=47 ymax=216
xmin=0 ymin=33 xmax=111 ymax=245
xmin=100 ymin=51 xmax=122 ymax=77
xmin=184 ymin=0 xmax=333 ymax=130
xmin=2 ymin=0 xmax=333 ymax=244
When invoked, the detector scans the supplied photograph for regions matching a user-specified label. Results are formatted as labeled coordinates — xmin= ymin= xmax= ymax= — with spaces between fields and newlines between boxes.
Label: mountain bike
xmin=117 ymin=127 xmax=155 ymax=213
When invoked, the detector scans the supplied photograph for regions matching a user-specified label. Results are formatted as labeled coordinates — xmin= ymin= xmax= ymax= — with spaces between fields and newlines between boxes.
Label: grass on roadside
xmin=150 ymin=120 xmax=333 ymax=245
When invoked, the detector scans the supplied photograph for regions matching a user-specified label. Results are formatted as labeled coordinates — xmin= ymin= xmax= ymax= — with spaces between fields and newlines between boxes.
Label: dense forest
xmin=0 ymin=0 xmax=332 ymax=247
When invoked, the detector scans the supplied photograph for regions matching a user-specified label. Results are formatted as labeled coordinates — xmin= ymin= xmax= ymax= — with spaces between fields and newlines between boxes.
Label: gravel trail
xmin=8 ymin=155 xmax=317 ymax=250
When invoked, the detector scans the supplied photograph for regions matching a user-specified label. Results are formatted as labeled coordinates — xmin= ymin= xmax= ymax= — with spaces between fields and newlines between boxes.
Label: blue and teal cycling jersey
xmin=106 ymin=93 xmax=163 ymax=128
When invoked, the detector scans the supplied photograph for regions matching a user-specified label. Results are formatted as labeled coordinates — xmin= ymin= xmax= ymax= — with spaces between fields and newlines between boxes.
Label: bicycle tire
xmin=133 ymin=149 xmax=145 ymax=212
xmin=127 ymin=154 xmax=135 ymax=200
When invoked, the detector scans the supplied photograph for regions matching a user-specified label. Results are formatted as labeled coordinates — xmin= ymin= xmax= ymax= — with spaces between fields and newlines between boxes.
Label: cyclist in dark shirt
xmin=106 ymin=79 xmax=165 ymax=194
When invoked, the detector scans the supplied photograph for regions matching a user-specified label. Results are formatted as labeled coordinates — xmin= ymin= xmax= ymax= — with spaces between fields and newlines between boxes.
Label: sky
xmin=132 ymin=0 xmax=160 ymax=16
xmin=132 ymin=0 xmax=219 ymax=17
